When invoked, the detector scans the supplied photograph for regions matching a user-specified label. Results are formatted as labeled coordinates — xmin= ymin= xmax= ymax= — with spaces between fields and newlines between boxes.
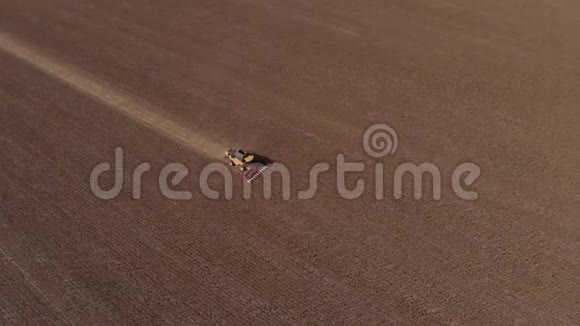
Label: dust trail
xmin=0 ymin=32 xmax=225 ymax=158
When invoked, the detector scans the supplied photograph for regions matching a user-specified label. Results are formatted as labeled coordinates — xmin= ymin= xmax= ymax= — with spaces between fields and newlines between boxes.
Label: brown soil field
xmin=0 ymin=0 xmax=579 ymax=324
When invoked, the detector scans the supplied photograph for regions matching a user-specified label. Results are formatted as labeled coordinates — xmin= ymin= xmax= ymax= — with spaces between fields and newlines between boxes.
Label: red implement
xmin=242 ymin=163 xmax=271 ymax=183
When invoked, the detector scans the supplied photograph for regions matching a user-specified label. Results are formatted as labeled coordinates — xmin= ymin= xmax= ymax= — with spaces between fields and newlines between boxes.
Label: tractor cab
xmin=225 ymin=148 xmax=254 ymax=166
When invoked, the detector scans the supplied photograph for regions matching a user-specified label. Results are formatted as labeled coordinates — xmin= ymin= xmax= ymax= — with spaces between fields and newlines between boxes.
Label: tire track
xmin=0 ymin=32 xmax=225 ymax=159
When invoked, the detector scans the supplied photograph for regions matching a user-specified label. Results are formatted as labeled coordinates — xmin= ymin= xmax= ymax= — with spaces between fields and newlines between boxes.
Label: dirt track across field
xmin=1 ymin=0 xmax=579 ymax=324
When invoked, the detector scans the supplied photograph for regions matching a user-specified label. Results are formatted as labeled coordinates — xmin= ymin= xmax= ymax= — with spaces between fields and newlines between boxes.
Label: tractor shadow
xmin=249 ymin=152 xmax=274 ymax=166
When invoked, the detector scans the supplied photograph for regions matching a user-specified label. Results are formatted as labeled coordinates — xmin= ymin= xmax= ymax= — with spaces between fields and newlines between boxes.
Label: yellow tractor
xmin=224 ymin=147 xmax=272 ymax=182
xmin=224 ymin=147 xmax=255 ymax=171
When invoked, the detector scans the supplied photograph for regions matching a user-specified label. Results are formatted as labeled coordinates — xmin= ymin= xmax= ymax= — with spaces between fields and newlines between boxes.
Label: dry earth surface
xmin=0 ymin=0 xmax=579 ymax=324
